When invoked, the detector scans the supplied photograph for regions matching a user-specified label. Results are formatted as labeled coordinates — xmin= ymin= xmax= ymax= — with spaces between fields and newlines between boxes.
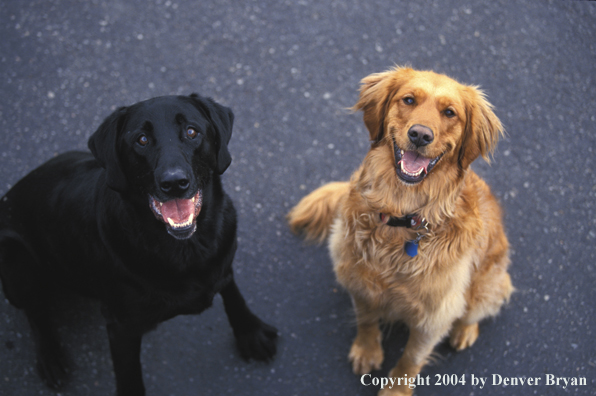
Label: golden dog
xmin=288 ymin=66 xmax=513 ymax=395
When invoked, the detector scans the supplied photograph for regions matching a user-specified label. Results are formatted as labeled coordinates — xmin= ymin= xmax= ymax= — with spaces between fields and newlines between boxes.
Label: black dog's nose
xmin=408 ymin=125 xmax=434 ymax=147
xmin=159 ymin=168 xmax=190 ymax=195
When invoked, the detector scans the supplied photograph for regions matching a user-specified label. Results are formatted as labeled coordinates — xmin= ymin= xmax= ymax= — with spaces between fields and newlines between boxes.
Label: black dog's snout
xmin=159 ymin=168 xmax=190 ymax=195
xmin=408 ymin=125 xmax=434 ymax=147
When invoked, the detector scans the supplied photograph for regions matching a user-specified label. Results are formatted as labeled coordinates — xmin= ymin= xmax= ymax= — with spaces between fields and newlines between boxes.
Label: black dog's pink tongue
xmin=402 ymin=151 xmax=432 ymax=173
xmin=160 ymin=198 xmax=194 ymax=224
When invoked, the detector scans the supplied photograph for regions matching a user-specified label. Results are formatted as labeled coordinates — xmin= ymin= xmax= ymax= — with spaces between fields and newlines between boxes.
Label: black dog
xmin=0 ymin=94 xmax=277 ymax=395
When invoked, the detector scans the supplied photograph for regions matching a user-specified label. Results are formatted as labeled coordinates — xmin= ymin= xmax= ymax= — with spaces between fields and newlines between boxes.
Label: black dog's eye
xmin=444 ymin=109 xmax=456 ymax=118
xmin=137 ymin=134 xmax=149 ymax=146
xmin=403 ymin=97 xmax=415 ymax=105
xmin=186 ymin=127 xmax=198 ymax=139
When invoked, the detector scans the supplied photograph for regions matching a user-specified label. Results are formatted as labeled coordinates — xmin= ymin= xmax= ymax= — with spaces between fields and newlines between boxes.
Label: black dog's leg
xmin=0 ymin=238 xmax=68 ymax=389
xmin=25 ymin=303 xmax=69 ymax=389
xmin=220 ymin=278 xmax=278 ymax=361
xmin=106 ymin=322 xmax=145 ymax=396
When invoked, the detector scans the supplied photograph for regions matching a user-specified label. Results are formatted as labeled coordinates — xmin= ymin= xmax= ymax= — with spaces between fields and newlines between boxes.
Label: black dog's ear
xmin=189 ymin=93 xmax=234 ymax=174
xmin=88 ymin=106 xmax=129 ymax=192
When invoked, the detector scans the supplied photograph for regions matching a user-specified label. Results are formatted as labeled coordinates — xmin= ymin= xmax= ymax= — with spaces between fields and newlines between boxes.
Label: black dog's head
xmin=88 ymin=94 xmax=234 ymax=240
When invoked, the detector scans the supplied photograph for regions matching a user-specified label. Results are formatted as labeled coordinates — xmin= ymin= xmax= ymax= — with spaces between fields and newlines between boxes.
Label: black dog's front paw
xmin=235 ymin=318 xmax=278 ymax=361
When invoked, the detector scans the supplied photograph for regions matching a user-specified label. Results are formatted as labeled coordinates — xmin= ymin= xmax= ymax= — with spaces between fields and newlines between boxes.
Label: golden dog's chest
xmin=330 ymin=215 xmax=472 ymax=327
xmin=330 ymin=217 xmax=420 ymax=315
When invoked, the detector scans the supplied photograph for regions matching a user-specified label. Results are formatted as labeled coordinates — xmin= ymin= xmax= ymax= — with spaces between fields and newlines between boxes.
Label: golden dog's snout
xmin=407 ymin=124 xmax=434 ymax=147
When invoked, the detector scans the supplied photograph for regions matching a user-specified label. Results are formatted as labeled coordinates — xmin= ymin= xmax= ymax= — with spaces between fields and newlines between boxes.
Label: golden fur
xmin=288 ymin=67 xmax=513 ymax=395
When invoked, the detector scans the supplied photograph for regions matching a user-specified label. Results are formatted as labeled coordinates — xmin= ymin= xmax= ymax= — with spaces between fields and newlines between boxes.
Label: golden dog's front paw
xmin=449 ymin=322 xmax=479 ymax=351
xmin=348 ymin=340 xmax=384 ymax=375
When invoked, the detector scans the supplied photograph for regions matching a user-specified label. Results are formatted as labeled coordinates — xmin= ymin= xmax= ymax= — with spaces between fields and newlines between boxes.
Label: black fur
xmin=0 ymin=94 xmax=277 ymax=395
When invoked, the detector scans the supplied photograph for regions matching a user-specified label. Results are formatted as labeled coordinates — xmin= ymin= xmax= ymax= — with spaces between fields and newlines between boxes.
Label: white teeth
xmin=191 ymin=196 xmax=195 ymax=203
xmin=166 ymin=213 xmax=194 ymax=229
xmin=150 ymin=197 xmax=162 ymax=216
xmin=400 ymin=161 xmax=423 ymax=177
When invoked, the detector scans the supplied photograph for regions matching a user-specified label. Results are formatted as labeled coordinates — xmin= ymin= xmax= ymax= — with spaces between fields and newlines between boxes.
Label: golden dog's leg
xmin=449 ymin=320 xmax=479 ymax=351
xmin=379 ymin=327 xmax=446 ymax=396
xmin=349 ymin=322 xmax=384 ymax=374
xmin=450 ymin=270 xmax=513 ymax=351
xmin=349 ymin=296 xmax=384 ymax=374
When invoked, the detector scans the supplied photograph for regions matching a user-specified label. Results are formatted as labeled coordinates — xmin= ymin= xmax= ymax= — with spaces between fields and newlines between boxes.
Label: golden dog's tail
xmin=287 ymin=182 xmax=350 ymax=244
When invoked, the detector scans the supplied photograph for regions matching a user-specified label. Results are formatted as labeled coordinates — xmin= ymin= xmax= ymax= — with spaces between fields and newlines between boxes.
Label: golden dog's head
xmin=353 ymin=66 xmax=503 ymax=186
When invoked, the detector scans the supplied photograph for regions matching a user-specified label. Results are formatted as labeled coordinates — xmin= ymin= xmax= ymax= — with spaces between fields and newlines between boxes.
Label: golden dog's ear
xmin=459 ymin=87 xmax=504 ymax=169
xmin=352 ymin=67 xmax=411 ymax=144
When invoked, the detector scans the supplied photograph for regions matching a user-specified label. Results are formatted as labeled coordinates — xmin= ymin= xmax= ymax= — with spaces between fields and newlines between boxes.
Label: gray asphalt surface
xmin=1 ymin=1 xmax=595 ymax=395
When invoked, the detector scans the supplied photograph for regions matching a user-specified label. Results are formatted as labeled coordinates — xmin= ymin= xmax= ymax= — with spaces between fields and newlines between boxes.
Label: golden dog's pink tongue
xmin=160 ymin=199 xmax=194 ymax=224
xmin=402 ymin=151 xmax=431 ymax=173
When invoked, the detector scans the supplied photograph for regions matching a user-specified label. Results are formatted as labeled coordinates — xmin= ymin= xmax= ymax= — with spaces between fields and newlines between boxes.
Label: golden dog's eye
xmin=444 ymin=109 xmax=456 ymax=118
xmin=186 ymin=127 xmax=198 ymax=139
xmin=137 ymin=134 xmax=149 ymax=146
xmin=403 ymin=97 xmax=415 ymax=105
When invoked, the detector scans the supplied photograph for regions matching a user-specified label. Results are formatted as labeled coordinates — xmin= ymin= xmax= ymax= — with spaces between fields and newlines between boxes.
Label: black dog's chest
xmin=152 ymin=278 xmax=215 ymax=315
xmin=112 ymin=269 xmax=232 ymax=326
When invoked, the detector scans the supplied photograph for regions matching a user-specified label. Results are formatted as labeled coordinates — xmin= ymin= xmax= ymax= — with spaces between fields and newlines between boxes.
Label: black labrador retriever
xmin=0 ymin=94 xmax=277 ymax=395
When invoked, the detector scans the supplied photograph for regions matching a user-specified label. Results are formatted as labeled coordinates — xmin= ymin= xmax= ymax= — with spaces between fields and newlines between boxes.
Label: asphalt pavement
xmin=1 ymin=1 xmax=595 ymax=395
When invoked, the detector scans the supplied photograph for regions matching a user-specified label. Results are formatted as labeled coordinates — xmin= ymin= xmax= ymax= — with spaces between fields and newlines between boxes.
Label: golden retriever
xmin=288 ymin=66 xmax=513 ymax=395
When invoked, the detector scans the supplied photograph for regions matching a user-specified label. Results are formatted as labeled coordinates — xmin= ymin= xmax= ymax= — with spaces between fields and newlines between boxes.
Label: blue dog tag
xmin=404 ymin=241 xmax=418 ymax=257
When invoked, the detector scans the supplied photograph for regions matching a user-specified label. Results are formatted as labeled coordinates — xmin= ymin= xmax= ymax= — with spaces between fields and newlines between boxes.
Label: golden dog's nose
xmin=408 ymin=124 xmax=434 ymax=147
